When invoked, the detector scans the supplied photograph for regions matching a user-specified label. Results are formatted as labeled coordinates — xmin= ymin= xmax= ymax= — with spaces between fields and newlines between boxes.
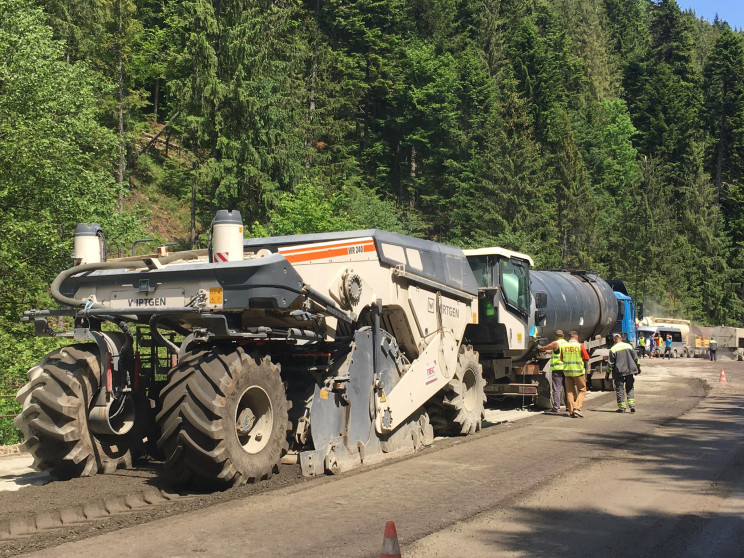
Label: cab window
xmin=500 ymin=258 xmax=530 ymax=317
xmin=468 ymin=255 xmax=495 ymax=288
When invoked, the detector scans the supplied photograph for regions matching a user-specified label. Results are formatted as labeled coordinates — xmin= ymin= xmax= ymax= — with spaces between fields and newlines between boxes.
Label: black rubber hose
xmin=150 ymin=316 xmax=180 ymax=355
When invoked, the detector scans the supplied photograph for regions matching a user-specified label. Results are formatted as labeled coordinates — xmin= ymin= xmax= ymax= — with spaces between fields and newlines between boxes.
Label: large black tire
xmin=427 ymin=345 xmax=486 ymax=436
xmin=14 ymin=344 xmax=140 ymax=479
xmin=536 ymin=375 xmax=552 ymax=409
xmin=156 ymin=347 xmax=289 ymax=487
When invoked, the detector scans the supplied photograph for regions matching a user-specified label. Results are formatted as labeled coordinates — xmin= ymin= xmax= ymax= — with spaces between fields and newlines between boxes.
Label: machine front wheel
xmin=157 ymin=347 xmax=289 ymax=487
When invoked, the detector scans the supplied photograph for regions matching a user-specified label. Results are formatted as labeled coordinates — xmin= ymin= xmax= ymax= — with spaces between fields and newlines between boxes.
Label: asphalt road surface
xmin=7 ymin=358 xmax=744 ymax=557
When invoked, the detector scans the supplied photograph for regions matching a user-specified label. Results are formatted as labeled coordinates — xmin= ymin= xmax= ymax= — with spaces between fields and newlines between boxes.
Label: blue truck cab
xmin=607 ymin=279 xmax=637 ymax=347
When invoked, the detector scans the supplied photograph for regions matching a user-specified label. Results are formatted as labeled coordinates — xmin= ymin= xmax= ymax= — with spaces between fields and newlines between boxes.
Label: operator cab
xmin=463 ymin=247 xmax=535 ymax=353
xmin=465 ymin=247 xmax=533 ymax=317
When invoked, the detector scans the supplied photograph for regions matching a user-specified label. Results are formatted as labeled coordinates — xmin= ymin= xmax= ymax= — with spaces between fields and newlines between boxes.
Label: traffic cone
xmin=380 ymin=520 xmax=401 ymax=558
xmin=720 ymin=368 xmax=728 ymax=384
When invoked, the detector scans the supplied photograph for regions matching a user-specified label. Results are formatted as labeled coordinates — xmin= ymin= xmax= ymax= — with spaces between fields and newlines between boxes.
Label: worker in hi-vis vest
xmin=609 ymin=332 xmax=641 ymax=413
xmin=560 ymin=330 xmax=589 ymax=418
xmin=539 ymin=330 xmax=567 ymax=413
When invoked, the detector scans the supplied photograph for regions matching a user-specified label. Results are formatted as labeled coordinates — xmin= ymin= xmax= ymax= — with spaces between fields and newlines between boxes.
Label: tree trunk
xmin=153 ymin=77 xmax=160 ymax=122
xmin=191 ymin=168 xmax=197 ymax=250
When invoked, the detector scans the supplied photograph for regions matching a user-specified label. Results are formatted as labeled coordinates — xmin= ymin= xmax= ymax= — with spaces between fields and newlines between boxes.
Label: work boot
xmin=616 ymin=408 xmax=625 ymax=413
xmin=630 ymin=407 xmax=636 ymax=413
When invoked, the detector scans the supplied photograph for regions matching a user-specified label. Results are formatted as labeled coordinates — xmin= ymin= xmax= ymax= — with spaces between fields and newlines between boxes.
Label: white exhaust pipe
xmin=211 ymin=210 xmax=244 ymax=263
xmin=73 ymin=224 xmax=106 ymax=265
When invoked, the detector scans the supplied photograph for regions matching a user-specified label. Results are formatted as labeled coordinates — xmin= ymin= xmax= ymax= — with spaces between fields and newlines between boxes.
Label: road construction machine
xmin=15 ymin=211 xmax=483 ymax=486
xmin=14 ymin=212 xmax=635 ymax=487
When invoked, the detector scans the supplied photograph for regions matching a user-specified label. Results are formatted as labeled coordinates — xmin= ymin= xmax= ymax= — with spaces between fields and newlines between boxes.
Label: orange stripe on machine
xmin=279 ymin=238 xmax=376 ymax=263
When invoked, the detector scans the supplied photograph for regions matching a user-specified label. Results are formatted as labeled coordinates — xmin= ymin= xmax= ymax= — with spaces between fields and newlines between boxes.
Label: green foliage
xmin=254 ymin=181 xmax=409 ymax=236
xmin=0 ymin=0 xmax=121 ymax=313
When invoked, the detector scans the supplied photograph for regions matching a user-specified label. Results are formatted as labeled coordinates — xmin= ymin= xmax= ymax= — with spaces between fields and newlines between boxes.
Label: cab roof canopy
xmin=463 ymin=247 xmax=534 ymax=267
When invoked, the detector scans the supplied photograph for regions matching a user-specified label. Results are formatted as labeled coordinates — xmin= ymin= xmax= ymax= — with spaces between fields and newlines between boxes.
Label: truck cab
xmin=605 ymin=279 xmax=637 ymax=347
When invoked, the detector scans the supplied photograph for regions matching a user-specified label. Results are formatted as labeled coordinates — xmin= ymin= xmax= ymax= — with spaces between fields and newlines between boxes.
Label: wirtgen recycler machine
xmin=15 ymin=211 xmax=485 ymax=487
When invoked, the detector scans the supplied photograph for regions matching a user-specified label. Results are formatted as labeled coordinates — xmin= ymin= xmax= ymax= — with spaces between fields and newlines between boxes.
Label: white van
xmin=637 ymin=326 xmax=683 ymax=358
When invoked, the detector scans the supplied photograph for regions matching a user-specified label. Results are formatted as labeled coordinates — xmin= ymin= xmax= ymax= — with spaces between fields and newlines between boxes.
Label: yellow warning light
xmin=320 ymin=389 xmax=329 ymax=400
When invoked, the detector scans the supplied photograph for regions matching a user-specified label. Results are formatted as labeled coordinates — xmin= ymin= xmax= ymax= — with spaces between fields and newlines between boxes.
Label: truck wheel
xmin=536 ymin=375 xmax=552 ymax=410
xmin=427 ymin=346 xmax=485 ymax=436
xmin=14 ymin=344 xmax=140 ymax=479
xmin=157 ymin=347 xmax=289 ymax=487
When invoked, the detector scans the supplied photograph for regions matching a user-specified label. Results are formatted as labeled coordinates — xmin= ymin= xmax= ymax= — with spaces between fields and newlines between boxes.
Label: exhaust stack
xmin=211 ymin=210 xmax=244 ymax=262
xmin=73 ymin=223 xmax=106 ymax=265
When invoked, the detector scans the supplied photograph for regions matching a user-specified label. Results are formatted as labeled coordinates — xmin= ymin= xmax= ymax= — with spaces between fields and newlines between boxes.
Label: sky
xmin=679 ymin=1 xmax=744 ymax=30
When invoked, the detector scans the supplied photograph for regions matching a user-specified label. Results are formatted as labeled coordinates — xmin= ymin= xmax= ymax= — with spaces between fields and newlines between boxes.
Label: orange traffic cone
xmin=720 ymin=368 xmax=728 ymax=384
xmin=380 ymin=520 xmax=401 ymax=558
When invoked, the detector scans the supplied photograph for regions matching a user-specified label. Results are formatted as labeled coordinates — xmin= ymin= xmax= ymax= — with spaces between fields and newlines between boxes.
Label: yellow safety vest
xmin=550 ymin=338 xmax=567 ymax=372
xmin=561 ymin=340 xmax=585 ymax=376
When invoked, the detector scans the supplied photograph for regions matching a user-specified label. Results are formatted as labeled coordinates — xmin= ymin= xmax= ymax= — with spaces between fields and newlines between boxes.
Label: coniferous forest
xmin=1 ymin=0 xmax=744 ymax=413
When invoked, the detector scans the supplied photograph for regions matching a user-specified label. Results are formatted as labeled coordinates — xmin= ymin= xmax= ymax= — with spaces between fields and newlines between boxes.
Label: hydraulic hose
xmin=149 ymin=315 xmax=180 ymax=355
xmin=51 ymin=251 xmax=202 ymax=309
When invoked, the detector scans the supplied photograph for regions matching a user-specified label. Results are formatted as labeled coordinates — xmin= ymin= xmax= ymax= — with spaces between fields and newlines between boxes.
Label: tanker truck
xmin=463 ymin=248 xmax=636 ymax=402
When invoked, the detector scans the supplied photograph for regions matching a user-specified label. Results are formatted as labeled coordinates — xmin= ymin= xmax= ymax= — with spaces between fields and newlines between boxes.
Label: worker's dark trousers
xmin=551 ymin=371 xmax=564 ymax=411
xmin=710 ymin=350 xmax=717 ymax=361
xmin=614 ymin=372 xmax=635 ymax=408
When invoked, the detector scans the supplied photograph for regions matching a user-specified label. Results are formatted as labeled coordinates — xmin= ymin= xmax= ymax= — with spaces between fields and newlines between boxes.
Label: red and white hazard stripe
xmin=214 ymin=252 xmax=230 ymax=262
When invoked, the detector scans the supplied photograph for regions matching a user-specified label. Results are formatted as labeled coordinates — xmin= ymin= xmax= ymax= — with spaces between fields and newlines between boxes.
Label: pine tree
xmin=554 ymin=0 xmax=618 ymax=101
xmin=602 ymin=0 xmax=649 ymax=65
xmin=166 ymin=0 xmax=307 ymax=237
xmin=703 ymin=27 xmax=744 ymax=244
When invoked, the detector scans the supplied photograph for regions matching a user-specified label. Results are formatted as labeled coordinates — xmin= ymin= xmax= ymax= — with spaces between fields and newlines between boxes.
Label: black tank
xmin=531 ymin=271 xmax=618 ymax=342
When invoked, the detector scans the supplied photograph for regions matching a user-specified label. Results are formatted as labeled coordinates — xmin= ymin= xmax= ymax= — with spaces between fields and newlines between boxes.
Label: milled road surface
xmin=3 ymin=358 xmax=743 ymax=557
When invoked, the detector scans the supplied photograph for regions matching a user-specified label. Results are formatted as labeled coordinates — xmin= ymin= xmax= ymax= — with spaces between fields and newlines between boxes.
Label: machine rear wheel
xmin=157 ymin=347 xmax=289 ymax=487
xmin=428 ymin=346 xmax=485 ymax=436
xmin=14 ymin=344 xmax=140 ymax=479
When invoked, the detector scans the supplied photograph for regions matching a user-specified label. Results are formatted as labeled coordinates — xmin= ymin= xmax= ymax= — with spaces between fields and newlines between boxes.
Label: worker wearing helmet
xmin=609 ymin=333 xmax=640 ymax=413
xmin=561 ymin=331 xmax=589 ymax=418
xmin=539 ymin=330 xmax=567 ymax=414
